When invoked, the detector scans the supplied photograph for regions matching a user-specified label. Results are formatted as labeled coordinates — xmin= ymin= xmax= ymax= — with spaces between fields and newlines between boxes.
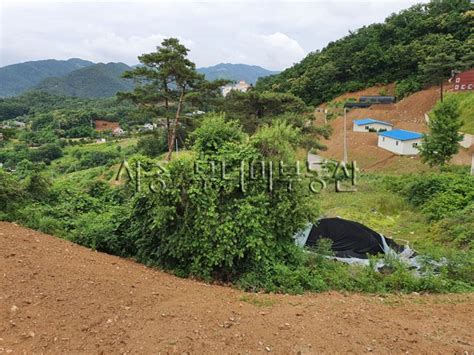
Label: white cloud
xmin=254 ymin=32 xmax=306 ymax=70
xmin=79 ymin=33 xmax=195 ymax=64
xmin=0 ymin=0 xmax=422 ymax=70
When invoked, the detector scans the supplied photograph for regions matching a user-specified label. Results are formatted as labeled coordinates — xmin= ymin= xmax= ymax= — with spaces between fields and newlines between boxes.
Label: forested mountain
xmin=33 ymin=62 xmax=135 ymax=98
xmin=197 ymin=63 xmax=279 ymax=84
xmin=0 ymin=58 xmax=94 ymax=97
xmin=256 ymin=0 xmax=473 ymax=105
xmin=1 ymin=59 xmax=278 ymax=98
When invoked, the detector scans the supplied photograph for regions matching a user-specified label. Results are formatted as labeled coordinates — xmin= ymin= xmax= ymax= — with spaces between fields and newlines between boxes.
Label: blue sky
xmin=1 ymin=0 xmax=421 ymax=70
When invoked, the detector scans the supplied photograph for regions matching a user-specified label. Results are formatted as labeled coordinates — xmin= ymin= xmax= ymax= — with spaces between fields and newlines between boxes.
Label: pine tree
xmin=419 ymin=100 xmax=463 ymax=167
xmin=421 ymin=53 xmax=457 ymax=102
xmin=119 ymin=38 xmax=217 ymax=160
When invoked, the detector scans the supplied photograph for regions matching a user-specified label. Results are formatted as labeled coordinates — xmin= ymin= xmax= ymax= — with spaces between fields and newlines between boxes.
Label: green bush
xmin=421 ymin=191 xmax=467 ymax=221
xmin=29 ymin=143 xmax=63 ymax=163
xmin=137 ymin=129 xmax=168 ymax=157
xmin=71 ymin=208 xmax=133 ymax=256
xmin=395 ymin=78 xmax=422 ymax=99
xmin=190 ymin=115 xmax=245 ymax=156
xmin=125 ymin=116 xmax=317 ymax=280
xmin=430 ymin=205 xmax=474 ymax=249
xmin=75 ymin=150 xmax=121 ymax=170
xmin=0 ymin=170 xmax=24 ymax=217
xmin=251 ymin=120 xmax=300 ymax=162
xmin=403 ymin=173 xmax=473 ymax=210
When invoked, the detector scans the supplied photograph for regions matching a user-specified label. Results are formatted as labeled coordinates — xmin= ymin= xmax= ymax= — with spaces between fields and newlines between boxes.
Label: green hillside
xmin=256 ymin=0 xmax=473 ymax=105
xmin=0 ymin=58 xmax=94 ymax=97
xmin=443 ymin=91 xmax=474 ymax=134
xmin=197 ymin=63 xmax=279 ymax=84
xmin=33 ymin=62 xmax=135 ymax=98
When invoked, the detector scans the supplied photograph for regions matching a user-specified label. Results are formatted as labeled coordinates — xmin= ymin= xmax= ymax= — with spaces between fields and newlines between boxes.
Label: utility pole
xmin=471 ymin=153 xmax=474 ymax=176
xmin=343 ymin=108 xmax=348 ymax=164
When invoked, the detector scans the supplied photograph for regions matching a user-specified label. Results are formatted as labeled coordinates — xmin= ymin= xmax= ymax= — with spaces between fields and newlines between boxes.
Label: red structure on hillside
xmin=452 ymin=68 xmax=474 ymax=91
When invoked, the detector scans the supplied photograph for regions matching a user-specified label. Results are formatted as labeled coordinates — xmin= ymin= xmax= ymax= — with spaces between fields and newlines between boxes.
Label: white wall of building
xmin=353 ymin=122 xmax=393 ymax=132
xmin=377 ymin=136 xmax=421 ymax=155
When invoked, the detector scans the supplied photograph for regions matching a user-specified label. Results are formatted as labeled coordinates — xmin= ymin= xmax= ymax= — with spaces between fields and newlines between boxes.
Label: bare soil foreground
xmin=1 ymin=222 xmax=473 ymax=354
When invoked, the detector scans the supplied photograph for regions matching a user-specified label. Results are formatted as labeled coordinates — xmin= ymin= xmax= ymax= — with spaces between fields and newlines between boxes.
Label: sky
xmin=0 ymin=0 xmax=422 ymax=71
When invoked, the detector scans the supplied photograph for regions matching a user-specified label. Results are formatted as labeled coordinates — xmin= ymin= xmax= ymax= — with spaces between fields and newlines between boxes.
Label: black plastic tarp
xmin=359 ymin=96 xmax=396 ymax=104
xmin=305 ymin=218 xmax=403 ymax=259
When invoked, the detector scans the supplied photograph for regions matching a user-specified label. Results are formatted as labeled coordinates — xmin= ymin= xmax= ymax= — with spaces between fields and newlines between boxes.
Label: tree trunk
xmin=440 ymin=81 xmax=444 ymax=102
xmin=164 ymin=84 xmax=171 ymax=151
xmin=166 ymin=89 xmax=185 ymax=161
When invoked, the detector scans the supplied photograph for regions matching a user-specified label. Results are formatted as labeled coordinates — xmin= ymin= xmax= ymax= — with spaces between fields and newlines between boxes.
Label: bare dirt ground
xmin=1 ymin=222 xmax=473 ymax=353
xmin=315 ymin=85 xmax=472 ymax=171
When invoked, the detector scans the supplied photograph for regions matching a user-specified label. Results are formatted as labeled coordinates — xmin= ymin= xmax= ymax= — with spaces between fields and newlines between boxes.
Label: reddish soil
xmin=315 ymin=84 xmax=472 ymax=170
xmin=94 ymin=120 xmax=120 ymax=132
xmin=1 ymin=222 xmax=473 ymax=353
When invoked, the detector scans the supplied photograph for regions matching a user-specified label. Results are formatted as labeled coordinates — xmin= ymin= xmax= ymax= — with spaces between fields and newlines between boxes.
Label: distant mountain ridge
xmin=0 ymin=59 xmax=278 ymax=98
xmin=0 ymin=58 xmax=94 ymax=97
xmin=197 ymin=63 xmax=279 ymax=85
xmin=33 ymin=62 xmax=134 ymax=98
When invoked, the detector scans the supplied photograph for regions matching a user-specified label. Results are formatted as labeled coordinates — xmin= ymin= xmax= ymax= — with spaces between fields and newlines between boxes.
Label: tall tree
xmin=421 ymin=53 xmax=458 ymax=102
xmin=419 ymin=100 xmax=463 ymax=167
xmin=458 ymin=51 xmax=474 ymax=71
xmin=119 ymin=38 xmax=204 ymax=160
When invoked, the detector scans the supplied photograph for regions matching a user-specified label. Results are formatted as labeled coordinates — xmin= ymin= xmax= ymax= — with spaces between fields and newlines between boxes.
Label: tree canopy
xmin=119 ymin=38 xmax=227 ymax=160
xmin=256 ymin=0 xmax=472 ymax=105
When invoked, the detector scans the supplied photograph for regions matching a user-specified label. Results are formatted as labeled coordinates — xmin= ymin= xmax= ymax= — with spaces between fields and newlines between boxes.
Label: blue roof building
xmin=353 ymin=118 xmax=393 ymax=132
xmin=377 ymin=129 xmax=423 ymax=155
xmin=378 ymin=129 xmax=423 ymax=141
xmin=353 ymin=118 xmax=393 ymax=126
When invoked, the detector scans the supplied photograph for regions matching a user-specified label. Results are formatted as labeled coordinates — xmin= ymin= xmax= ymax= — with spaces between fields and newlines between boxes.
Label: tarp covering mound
xmin=302 ymin=218 xmax=404 ymax=258
xmin=294 ymin=217 xmax=440 ymax=273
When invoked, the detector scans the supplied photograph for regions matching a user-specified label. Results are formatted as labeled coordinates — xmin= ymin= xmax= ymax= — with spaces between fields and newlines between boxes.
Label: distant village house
xmin=222 ymin=80 xmax=252 ymax=97
xmin=112 ymin=127 xmax=125 ymax=136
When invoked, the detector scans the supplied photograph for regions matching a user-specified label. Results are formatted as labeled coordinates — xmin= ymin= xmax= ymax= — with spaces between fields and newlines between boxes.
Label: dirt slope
xmin=316 ymin=85 xmax=471 ymax=171
xmin=1 ymin=222 xmax=473 ymax=354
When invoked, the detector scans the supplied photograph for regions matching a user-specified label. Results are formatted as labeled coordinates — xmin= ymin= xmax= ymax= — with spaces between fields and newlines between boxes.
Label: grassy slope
xmin=319 ymin=174 xmax=430 ymax=249
xmin=443 ymin=91 xmax=474 ymax=134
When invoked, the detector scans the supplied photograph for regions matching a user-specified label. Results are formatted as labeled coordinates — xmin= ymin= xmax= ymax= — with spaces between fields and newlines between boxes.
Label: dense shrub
xmin=74 ymin=149 xmax=121 ymax=170
xmin=190 ymin=115 xmax=246 ymax=156
xmin=125 ymin=116 xmax=317 ymax=280
xmin=430 ymin=205 xmax=474 ymax=249
xmin=136 ymin=129 xmax=168 ymax=157
xmin=395 ymin=77 xmax=422 ymax=99
xmin=0 ymin=170 xmax=24 ymax=218
xmin=29 ymin=143 xmax=63 ymax=163
xmin=403 ymin=173 xmax=473 ymax=211
xmin=384 ymin=171 xmax=474 ymax=248
xmin=72 ymin=208 xmax=133 ymax=256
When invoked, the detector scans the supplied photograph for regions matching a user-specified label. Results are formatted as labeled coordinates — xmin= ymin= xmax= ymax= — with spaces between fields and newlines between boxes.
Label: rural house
xmin=222 ymin=80 xmax=252 ymax=96
xmin=112 ymin=127 xmax=125 ymax=136
xmin=377 ymin=129 xmax=423 ymax=155
xmin=353 ymin=118 xmax=393 ymax=132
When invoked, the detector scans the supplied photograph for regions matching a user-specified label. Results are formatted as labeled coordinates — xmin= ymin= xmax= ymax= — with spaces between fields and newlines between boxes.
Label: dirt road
xmin=1 ymin=222 xmax=473 ymax=353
